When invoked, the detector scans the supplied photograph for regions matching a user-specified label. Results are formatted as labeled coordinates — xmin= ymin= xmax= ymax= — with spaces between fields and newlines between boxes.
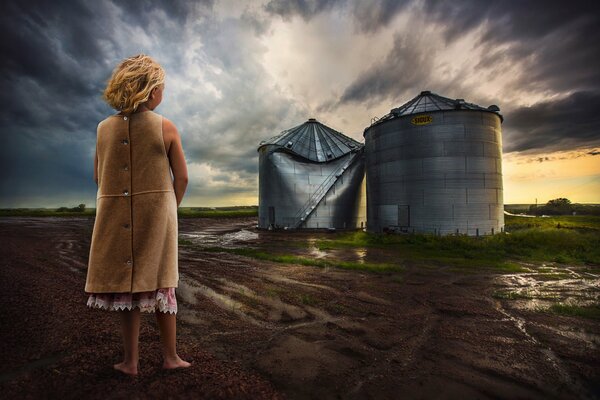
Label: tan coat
xmin=85 ymin=111 xmax=178 ymax=293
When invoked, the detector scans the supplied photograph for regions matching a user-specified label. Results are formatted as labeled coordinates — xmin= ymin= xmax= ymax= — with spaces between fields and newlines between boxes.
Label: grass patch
xmin=202 ymin=246 xmax=403 ymax=273
xmin=264 ymin=285 xmax=285 ymax=298
xmin=0 ymin=208 xmax=96 ymax=217
xmin=492 ymin=290 xmax=534 ymax=300
xmin=177 ymin=207 xmax=258 ymax=218
xmin=245 ymin=295 xmax=259 ymax=308
xmin=546 ymin=303 xmax=600 ymax=320
xmin=493 ymin=262 xmax=530 ymax=273
xmin=535 ymin=272 xmax=574 ymax=281
xmin=298 ymin=293 xmax=317 ymax=305
xmin=330 ymin=303 xmax=349 ymax=313
xmin=504 ymin=214 xmax=600 ymax=231
xmin=313 ymin=219 xmax=600 ymax=268
xmin=537 ymin=267 xmax=554 ymax=273
xmin=0 ymin=206 xmax=258 ymax=218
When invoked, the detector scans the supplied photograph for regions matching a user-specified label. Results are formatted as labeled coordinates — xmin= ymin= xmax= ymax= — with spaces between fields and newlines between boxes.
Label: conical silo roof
xmin=258 ymin=118 xmax=363 ymax=162
xmin=368 ymin=91 xmax=503 ymax=130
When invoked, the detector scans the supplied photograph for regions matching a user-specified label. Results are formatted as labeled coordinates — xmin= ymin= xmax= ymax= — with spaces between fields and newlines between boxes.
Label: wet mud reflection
xmin=495 ymin=263 xmax=600 ymax=310
xmin=2 ymin=216 xmax=598 ymax=399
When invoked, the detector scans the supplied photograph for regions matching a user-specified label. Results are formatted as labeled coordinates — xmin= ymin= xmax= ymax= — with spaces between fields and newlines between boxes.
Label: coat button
xmin=123 ymin=165 xmax=129 ymax=171
xmin=123 ymin=223 xmax=130 ymax=229
xmin=123 ymin=190 xmax=129 ymax=196
xmin=123 ymin=116 xmax=128 ymax=121
xmin=126 ymin=260 xmax=132 ymax=266
xmin=122 ymin=139 xmax=128 ymax=145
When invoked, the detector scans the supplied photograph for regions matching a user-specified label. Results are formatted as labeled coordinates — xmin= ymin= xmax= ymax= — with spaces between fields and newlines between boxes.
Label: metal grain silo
xmin=258 ymin=118 xmax=366 ymax=230
xmin=364 ymin=91 xmax=504 ymax=236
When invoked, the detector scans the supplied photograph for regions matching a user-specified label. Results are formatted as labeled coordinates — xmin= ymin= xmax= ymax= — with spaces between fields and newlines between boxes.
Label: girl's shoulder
xmin=162 ymin=116 xmax=179 ymax=134
xmin=97 ymin=114 xmax=119 ymax=130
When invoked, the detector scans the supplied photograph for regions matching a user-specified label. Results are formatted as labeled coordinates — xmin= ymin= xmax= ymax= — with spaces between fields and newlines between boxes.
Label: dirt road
xmin=0 ymin=217 xmax=598 ymax=399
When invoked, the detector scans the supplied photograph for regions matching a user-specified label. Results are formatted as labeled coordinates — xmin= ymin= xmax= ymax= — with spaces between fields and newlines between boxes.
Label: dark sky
xmin=1 ymin=0 xmax=599 ymax=207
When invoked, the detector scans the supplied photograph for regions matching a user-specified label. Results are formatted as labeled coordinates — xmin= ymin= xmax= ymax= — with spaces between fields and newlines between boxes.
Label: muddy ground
xmin=0 ymin=216 xmax=598 ymax=399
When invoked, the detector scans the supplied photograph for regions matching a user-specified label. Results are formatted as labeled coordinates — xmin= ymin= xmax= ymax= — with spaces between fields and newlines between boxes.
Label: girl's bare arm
xmin=94 ymin=145 xmax=98 ymax=185
xmin=163 ymin=117 xmax=188 ymax=207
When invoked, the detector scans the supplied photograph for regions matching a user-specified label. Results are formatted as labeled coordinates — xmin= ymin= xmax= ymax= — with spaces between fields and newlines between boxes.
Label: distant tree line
xmin=529 ymin=198 xmax=600 ymax=216
xmin=56 ymin=204 xmax=86 ymax=212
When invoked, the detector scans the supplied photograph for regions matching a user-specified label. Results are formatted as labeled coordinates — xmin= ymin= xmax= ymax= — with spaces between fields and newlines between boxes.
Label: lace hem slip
xmin=86 ymin=287 xmax=177 ymax=314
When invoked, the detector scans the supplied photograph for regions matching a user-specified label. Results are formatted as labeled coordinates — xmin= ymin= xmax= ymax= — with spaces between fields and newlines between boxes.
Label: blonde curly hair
xmin=103 ymin=54 xmax=165 ymax=114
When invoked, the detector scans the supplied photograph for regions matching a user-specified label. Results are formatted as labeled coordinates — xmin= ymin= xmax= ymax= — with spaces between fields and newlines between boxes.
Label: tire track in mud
xmin=492 ymin=298 xmax=596 ymax=399
xmin=0 ymin=217 xmax=286 ymax=400
xmin=175 ymin=235 xmax=597 ymax=399
xmin=4 ymin=216 xmax=598 ymax=400
xmin=384 ymin=272 xmax=582 ymax=400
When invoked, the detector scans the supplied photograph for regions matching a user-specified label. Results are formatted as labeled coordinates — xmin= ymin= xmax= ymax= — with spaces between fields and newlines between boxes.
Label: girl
xmin=85 ymin=54 xmax=191 ymax=376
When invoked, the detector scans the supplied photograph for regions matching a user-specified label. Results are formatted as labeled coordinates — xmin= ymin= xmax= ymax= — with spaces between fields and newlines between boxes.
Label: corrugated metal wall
xmin=258 ymin=145 xmax=366 ymax=229
xmin=364 ymin=110 xmax=504 ymax=235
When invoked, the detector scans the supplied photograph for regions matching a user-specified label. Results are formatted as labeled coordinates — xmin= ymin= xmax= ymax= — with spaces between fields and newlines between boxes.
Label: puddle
xmin=216 ymin=277 xmax=308 ymax=322
xmin=495 ymin=264 xmax=600 ymax=311
xmin=178 ymin=274 xmax=268 ymax=327
xmin=495 ymin=301 xmax=574 ymax=386
xmin=221 ymin=229 xmax=259 ymax=245
xmin=181 ymin=228 xmax=259 ymax=248
xmin=180 ymin=220 xmax=404 ymax=268
xmin=308 ymin=245 xmax=328 ymax=259
xmin=178 ymin=274 xmax=342 ymax=329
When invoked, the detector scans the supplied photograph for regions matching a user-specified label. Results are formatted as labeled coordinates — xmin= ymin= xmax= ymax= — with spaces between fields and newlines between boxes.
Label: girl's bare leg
xmin=114 ymin=308 xmax=141 ymax=375
xmin=155 ymin=311 xmax=191 ymax=369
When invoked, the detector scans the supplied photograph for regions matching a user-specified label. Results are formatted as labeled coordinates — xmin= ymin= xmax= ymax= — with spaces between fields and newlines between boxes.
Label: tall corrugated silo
xmin=257 ymin=118 xmax=366 ymax=230
xmin=363 ymin=91 xmax=504 ymax=236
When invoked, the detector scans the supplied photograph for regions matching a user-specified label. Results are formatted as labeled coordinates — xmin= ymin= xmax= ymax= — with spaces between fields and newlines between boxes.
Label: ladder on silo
xmin=291 ymin=151 xmax=361 ymax=229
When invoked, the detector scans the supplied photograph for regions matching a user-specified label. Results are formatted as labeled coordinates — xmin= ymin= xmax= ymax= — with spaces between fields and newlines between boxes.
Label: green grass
xmin=504 ymin=214 xmax=600 ymax=231
xmin=330 ymin=303 xmax=349 ymax=313
xmin=298 ymin=293 xmax=317 ymax=305
xmin=545 ymin=303 xmax=600 ymax=320
xmin=313 ymin=216 xmax=600 ymax=268
xmin=0 ymin=206 xmax=258 ymax=218
xmin=201 ymin=246 xmax=403 ymax=273
xmin=493 ymin=262 xmax=530 ymax=273
xmin=492 ymin=290 xmax=535 ymax=300
xmin=0 ymin=208 xmax=96 ymax=217
xmin=535 ymin=272 xmax=574 ymax=281
xmin=177 ymin=207 xmax=258 ymax=218
xmin=264 ymin=286 xmax=285 ymax=298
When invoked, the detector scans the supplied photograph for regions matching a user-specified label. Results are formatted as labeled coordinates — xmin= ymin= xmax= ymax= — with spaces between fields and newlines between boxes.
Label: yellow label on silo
xmin=411 ymin=115 xmax=433 ymax=125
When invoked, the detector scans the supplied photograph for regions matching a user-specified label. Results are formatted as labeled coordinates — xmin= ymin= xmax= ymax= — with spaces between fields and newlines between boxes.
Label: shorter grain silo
xmin=364 ymin=91 xmax=504 ymax=236
xmin=257 ymin=118 xmax=366 ymax=230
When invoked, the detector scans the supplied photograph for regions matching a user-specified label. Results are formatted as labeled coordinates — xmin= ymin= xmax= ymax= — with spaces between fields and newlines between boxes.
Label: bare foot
xmin=163 ymin=355 xmax=192 ymax=370
xmin=113 ymin=361 xmax=139 ymax=376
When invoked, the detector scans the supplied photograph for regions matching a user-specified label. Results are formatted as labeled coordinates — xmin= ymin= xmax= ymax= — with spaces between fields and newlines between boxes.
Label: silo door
xmin=379 ymin=205 xmax=398 ymax=228
xmin=398 ymin=205 xmax=410 ymax=227
xmin=268 ymin=206 xmax=275 ymax=225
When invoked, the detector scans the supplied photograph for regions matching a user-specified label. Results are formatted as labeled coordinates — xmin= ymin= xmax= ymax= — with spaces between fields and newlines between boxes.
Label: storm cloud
xmin=1 ymin=0 xmax=599 ymax=207
xmin=503 ymin=91 xmax=600 ymax=154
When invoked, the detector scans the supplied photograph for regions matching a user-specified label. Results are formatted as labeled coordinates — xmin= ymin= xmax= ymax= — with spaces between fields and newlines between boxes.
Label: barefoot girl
xmin=85 ymin=54 xmax=191 ymax=375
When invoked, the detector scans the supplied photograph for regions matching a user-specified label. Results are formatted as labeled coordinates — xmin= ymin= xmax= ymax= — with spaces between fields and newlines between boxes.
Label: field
xmin=0 ymin=213 xmax=598 ymax=399
xmin=0 ymin=206 xmax=259 ymax=218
